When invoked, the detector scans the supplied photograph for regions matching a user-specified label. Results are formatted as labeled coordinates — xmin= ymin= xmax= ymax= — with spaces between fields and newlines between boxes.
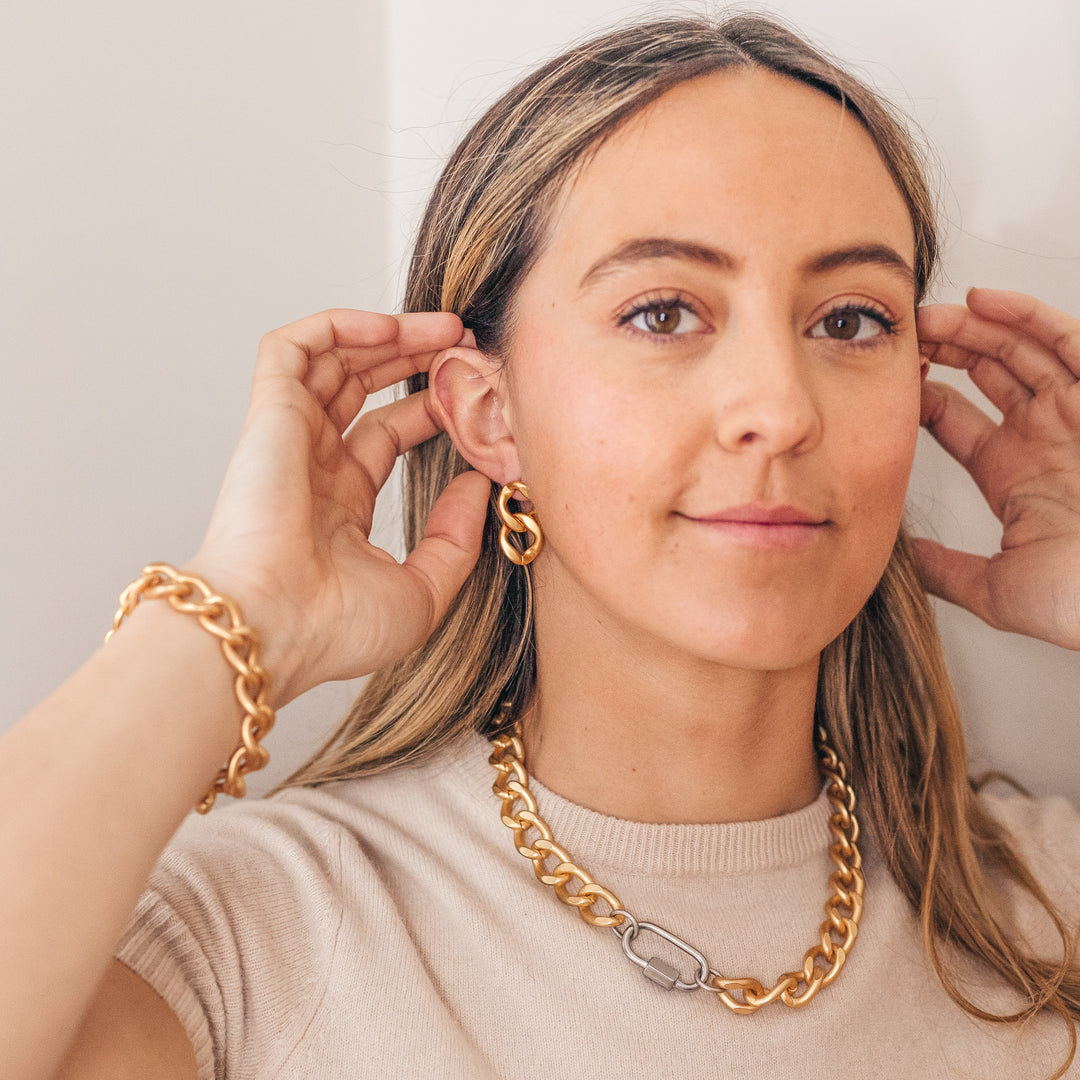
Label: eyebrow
xmin=577 ymin=237 xmax=915 ymax=292
xmin=803 ymin=244 xmax=915 ymax=291
xmin=578 ymin=238 xmax=737 ymax=291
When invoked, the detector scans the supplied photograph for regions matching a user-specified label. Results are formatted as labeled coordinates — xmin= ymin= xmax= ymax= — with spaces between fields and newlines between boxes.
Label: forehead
xmin=540 ymin=67 xmax=914 ymax=273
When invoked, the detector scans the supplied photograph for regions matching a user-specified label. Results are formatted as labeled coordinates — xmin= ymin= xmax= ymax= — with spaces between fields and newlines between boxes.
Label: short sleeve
xmin=116 ymin=881 xmax=220 ymax=1080
xmin=114 ymin=795 xmax=348 ymax=1080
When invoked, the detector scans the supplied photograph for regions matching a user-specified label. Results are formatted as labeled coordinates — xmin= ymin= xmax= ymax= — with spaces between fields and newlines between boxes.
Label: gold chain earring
xmin=496 ymin=481 xmax=544 ymax=566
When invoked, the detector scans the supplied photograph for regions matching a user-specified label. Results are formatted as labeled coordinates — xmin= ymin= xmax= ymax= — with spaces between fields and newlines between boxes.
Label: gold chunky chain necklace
xmin=488 ymin=721 xmax=864 ymax=1012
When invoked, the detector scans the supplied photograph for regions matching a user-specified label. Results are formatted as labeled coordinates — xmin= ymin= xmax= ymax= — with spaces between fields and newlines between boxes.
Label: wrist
xmin=179 ymin=555 xmax=307 ymax=710
xmin=110 ymin=563 xmax=278 ymax=811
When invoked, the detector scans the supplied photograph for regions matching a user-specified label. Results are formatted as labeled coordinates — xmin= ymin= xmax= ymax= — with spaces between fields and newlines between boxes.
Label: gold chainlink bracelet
xmin=106 ymin=563 xmax=274 ymax=814
xmin=489 ymin=720 xmax=864 ymax=1012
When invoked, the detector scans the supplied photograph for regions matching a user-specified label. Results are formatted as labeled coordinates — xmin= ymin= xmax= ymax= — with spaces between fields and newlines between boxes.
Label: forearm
xmin=0 ymin=601 xmax=249 ymax=1080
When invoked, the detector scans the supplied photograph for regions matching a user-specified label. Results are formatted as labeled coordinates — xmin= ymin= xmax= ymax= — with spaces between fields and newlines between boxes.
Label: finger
xmin=256 ymin=310 xmax=401 ymax=383
xmin=919 ymin=318 xmax=1032 ymax=415
xmin=345 ymin=389 xmax=445 ymax=492
xmin=917 ymin=302 xmax=1072 ymax=393
xmin=254 ymin=310 xmax=463 ymax=395
xmin=302 ymin=313 xmax=465 ymax=407
xmin=400 ymin=470 xmax=491 ymax=635
xmin=326 ymin=374 xmax=369 ymax=435
xmin=912 ymin=537 xmax=995 ymax=626
xmin=920 ymin=380 xmax=999 ymax=477
xmin=966 ymin=288 xmax=1080 ymax=378
xmin=349 ymin=352 xmax=443 ymax=395
xmin=323 ymin=351 xmax=435 ymax=434
xmin=395 ymin=311 xmax=466 ymax=356
xmin=964 ymin=354 xmax=1031 ymax=415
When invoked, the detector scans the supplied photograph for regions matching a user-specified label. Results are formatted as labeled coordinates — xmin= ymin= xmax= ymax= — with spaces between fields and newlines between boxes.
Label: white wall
xmin=3 ymin=0 xmax=1078 ymax=801
xmin=0 ymin=0 xmax=387 ymax=789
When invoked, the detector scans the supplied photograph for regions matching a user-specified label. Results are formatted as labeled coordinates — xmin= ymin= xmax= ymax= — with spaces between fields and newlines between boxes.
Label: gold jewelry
xmin=489 ymin=720 xmax=864 ymax=1012
xmin=106 ymin=563 xmax=275 ymax=814
xmin=496 ymin=481 xmax=543 ymax=566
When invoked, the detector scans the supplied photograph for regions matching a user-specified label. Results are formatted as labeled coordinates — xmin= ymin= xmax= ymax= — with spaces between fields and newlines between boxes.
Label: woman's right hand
xmin=187 ymin=309 xmax=491 ymax=706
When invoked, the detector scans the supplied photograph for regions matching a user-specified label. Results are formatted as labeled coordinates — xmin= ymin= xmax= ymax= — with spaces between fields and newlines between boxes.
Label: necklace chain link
xmin=488 ymin=721 xmax=864 ymax=1012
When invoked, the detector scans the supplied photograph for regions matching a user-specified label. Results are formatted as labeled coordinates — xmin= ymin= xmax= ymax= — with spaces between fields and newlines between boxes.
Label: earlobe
xmin=429 ymin=346 xmax=521 ymax=483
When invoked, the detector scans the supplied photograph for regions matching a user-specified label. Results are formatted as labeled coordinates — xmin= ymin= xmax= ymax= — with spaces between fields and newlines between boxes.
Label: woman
xmin=5 ymin=13 xmax=1080 ymax=1079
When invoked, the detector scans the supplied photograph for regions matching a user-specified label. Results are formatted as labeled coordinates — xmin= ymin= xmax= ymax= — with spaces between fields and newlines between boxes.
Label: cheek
xmin=513 ymin=365 xmax=673 ymax=491
xmin=838 ymin=360 xmax=922 ymax=488
xmin=837 ymin=388 xmax=921 ymax=577
xmin=508 ymin=371 xmax=686 ymax=575
xmin=853 ymin=427 xmax=917 ymax=508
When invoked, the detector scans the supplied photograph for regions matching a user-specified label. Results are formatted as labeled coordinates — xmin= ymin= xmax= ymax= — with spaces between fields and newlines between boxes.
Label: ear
xmin=428 ymin=346 xmax=521 ymax=484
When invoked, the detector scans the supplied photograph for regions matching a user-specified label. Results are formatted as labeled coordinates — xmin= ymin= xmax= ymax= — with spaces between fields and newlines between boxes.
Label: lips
xmin=679 ymin=503 xmax=829 ymax=550
xmin=699 ymin=503 xmax=827 ymax=526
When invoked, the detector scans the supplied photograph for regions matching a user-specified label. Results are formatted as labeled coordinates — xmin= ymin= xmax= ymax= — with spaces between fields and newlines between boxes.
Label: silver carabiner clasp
xmin=611 ymin=909 xmax=710 ymax=992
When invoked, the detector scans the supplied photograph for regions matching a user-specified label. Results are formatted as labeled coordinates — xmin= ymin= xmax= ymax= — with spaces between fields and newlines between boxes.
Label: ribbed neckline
xmin=449 ymin=729 xmax=834 ymax=880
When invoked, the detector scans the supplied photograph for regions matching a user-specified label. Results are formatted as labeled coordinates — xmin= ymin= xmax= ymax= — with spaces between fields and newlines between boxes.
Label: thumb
xmin=402 ymin=470 xmax=491 ymax=633
xmin=912 ymin=537 xmax=995 ymax=626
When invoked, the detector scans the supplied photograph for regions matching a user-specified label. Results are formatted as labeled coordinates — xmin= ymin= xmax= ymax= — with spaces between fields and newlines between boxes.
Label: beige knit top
xmin=116 ymin=730 xmax=1080 ymax=1079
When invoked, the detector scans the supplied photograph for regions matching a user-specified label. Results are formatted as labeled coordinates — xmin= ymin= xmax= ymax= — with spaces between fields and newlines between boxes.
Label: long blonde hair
xmin=282 ymin=14 xmax=1080 ymax=1070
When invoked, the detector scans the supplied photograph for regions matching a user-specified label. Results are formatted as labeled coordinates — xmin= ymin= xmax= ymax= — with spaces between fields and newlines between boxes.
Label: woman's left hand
xmin=915 ymin=288 xmax=1080 ymax=650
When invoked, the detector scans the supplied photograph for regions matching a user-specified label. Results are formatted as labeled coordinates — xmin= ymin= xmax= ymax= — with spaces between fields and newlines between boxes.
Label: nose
xmin=712 ymin=326 xmax=823 ymax=456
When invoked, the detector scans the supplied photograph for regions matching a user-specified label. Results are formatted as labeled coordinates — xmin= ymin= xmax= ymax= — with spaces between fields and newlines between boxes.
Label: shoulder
xmin=978 ymin=787 xmax=1080 ymax=915
xmin=114 ymin=732 xmax=492 ymax=1079
xmin=979 ymin=788 xmax=1080 ymax=859
xmin=147 ymin=730 xmax=491 ymax=900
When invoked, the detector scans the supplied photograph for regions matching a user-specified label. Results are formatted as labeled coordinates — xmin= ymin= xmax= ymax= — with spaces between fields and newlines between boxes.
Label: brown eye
xmin=645 ymin=304 xmax=681 ymax=333
xmin=622 ymin=297 xmax=707 ymax=338
xmin=809 ymin=305 xmax=895 ymax=344
xmin=822 ymin=311 xmax=861 ymax=340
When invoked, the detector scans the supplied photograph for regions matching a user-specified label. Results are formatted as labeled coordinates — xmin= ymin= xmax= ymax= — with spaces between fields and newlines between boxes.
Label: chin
xmin=668 ymin=622 xmax=836 ymax=674
xmin=656 ymin=589 xmax=855 ymax=665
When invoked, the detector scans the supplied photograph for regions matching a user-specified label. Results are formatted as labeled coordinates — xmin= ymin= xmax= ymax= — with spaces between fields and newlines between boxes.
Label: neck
xmin=522 ymin=586 xmax=822 ymax=826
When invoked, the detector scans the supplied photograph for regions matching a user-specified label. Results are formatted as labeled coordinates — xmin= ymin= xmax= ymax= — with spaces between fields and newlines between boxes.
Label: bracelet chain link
xmin=107 ymin=563 xmax=274 ymax=813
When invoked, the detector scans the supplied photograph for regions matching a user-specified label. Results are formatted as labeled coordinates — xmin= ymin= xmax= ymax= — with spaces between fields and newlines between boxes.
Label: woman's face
xmin=498 ymin=68 xmax=923 ymax=671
